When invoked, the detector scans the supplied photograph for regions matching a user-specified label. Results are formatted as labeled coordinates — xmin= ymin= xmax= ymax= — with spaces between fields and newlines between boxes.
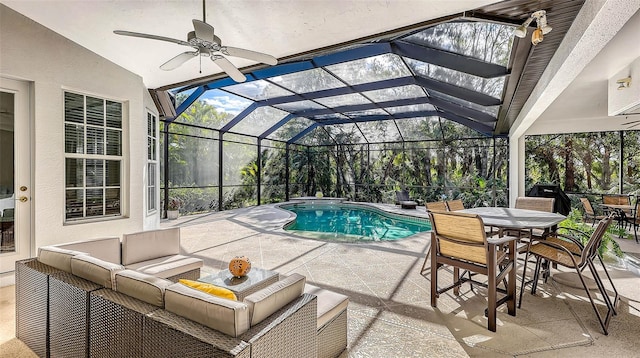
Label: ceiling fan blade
xmin=212 ymin=56 xmax=246 ymax=82
xmin=223 ymin=46 xmax=278 ymax=65
xmin=160 ymin=51 xmax=199 ymax=71
xmin=114 ymin=30 xmax=191 ymax=47
xmin=192 ymin=19 xmax=216 ymax=42
xmin=621 ymin=119 xmax=640 ymax=125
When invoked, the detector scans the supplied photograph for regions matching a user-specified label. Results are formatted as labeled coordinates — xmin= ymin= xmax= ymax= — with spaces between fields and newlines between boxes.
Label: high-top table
xmin=459 ymin=207 xmax=595 ymax=290
xmin=459 ymin=207 xmax=566 ymax=230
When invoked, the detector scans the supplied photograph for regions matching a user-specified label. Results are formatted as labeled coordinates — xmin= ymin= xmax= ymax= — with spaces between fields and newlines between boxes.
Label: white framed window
xmin=64 ymin=91 xmax=122 ymax=221
xmin=147 ymin=111 xmax=158 ymax=213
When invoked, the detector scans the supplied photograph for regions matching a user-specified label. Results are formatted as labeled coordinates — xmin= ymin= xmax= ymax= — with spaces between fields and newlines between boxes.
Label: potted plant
xmin=167 ymin=198 xmax=182 ymax=220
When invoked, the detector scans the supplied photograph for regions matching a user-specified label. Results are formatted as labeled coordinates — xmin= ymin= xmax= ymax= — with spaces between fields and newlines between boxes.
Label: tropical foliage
xmin=525 ymin=131 xmax=640 ymax=196
xmin=558 ymin=208 xmax=624 ymax=257
xmin=162 ymin=95 xmax=508 ymax=213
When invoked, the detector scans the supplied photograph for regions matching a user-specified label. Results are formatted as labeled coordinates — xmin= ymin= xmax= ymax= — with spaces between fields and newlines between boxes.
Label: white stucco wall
xmin=0 ymin=5 xmax=159 ymax=250
xmin=508 ymin=0 xmax=640 ymax=207
xmin=608 ymin=56 xmax=640 ymax=116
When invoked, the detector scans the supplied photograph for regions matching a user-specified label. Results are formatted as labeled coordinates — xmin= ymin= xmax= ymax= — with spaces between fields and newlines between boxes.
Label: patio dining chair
xmin=446 ymin=200 xmax=465 ymax=211
xmin=580 ymin=197 xmax=606 ymax=227
xmin=602 ymin=194 xmax=632 ymax=230
xmin=420 ymin=201 xmax=450 ymax=275
xmin=602 ymin=194 xmax=630 ymax=206
xmin=519 ymin=215 xmax=619 ymax=335
xmin=508 ymin=197 xmax=556 ymax=242
xmin=425 ymin=201 xmax=448 ymax=211
xmin=427 ymin=210 xmax=517 ymax=332
xmin=624 ymin=198 xmax=639 ymax=243
xmin=515 ymin=196 xmax=555 ymax=213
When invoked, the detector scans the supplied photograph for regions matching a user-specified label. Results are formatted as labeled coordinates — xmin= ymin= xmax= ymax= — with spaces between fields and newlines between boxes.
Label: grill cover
xmin=527 ymin=184 xmax=571 ymax=216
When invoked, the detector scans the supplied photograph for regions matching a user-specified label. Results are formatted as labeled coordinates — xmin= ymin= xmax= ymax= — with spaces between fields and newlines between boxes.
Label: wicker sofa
xmin=40 ymin=228 xmax=203 ymax=282
xmin=16 ymin=255 xmax=318 ymax=357
xmin=16 ymin=229 xmax=349 ymax=357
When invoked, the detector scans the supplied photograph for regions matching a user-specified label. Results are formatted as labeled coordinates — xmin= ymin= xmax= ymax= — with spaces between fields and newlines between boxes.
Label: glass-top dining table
xmin=458 ymin=207 xmax=590 ymax=289
xmin=458 ymin=207 xmax=566 ymax=230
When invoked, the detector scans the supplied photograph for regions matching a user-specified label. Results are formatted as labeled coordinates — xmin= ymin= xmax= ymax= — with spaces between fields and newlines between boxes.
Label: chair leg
xmin=587 ymin=262 xmax=617 ymax=333
xmin=465 ymin=271 xmax=475 ymax=293
xmin=585 ymin=262 xmax=613 ymax=314
xmin=487 ymin=262 xmax=497 ymax=332
xmin=430 ymin=242 xmax=438 ymax=308
xmin=518 ymin=245 xmax=533 ymax=309
xmin=507 ymin=240 xmax=517 ymax=316
xmin=453 ymin=267 xmax=460 ymax=296
xmin=531 ymin=256 xmax=543 ymax=295
xmin=593 ymin=255 xmax=620 ymax=315
xmin=579 ymin=263 xmax=612 ymax=335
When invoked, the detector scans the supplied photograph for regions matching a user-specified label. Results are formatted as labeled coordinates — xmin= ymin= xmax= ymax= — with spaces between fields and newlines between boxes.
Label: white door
xmin=0 ymin=77 xmax=32 ymax=275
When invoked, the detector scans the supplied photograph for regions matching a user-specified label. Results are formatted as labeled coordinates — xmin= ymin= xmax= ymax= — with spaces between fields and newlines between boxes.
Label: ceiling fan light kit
xmin=514 ymin=10 xmax=552 ymax=45
xmin=113 ymin=1 xmax=277 ymax=83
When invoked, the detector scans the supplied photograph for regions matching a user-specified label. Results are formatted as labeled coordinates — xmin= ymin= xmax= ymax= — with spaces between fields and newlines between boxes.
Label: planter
xmin=167 ymin=210 xmax=179 ymax=220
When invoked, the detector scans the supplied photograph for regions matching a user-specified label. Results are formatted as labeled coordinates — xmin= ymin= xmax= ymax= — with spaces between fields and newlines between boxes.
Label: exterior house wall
xmin=608 ymin=56 xmax=640 ymax=116
xmin=507 ymin=0 xmax=638 ymax=206
xmin=0 ymin=5 xmax=159 ymax=253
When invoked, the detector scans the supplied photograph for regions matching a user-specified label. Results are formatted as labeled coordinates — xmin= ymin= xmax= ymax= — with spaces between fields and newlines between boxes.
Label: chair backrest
xmin=515 ymin=197 xmax=555 ymax=213
xmin=396 ymin=190 xmax=410 ymax=202
xmin=580 ymin=197 xmax=595 ymax=215
xmin=603 ymin=194 xmax=630 ymax=205
xmin=121 ymin=227 xmax=181 ymax=265
xmin=581 ymin=215 xmax=613 ymax=264
xmin=426 ymin=201 xmax=448 ymax=211
xmin=446 ymin=200 xmax=465 ymax=211
xmin=428 ymin=211 xmax=488 ymax=265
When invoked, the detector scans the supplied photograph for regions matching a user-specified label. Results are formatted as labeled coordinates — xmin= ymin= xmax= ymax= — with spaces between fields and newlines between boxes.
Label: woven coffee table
xmin=198 ymin=267 xmax=279 ymax=300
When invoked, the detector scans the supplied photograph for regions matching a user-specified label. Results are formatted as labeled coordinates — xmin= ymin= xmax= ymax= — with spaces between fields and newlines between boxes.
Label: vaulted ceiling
xmin=2 ymin=0 xmax=638 ymax=141
xmin=161 ymin=0 xmax=586 ymax=143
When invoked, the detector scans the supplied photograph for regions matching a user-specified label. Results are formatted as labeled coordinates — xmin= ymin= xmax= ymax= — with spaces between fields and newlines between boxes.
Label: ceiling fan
xmin=113 ymin=0 xmax=277 ymax=82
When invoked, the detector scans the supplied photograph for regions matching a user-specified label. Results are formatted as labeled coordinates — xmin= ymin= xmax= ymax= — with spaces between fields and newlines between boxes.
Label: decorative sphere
xmin=229 ymin=256 xmax=252 ymax=277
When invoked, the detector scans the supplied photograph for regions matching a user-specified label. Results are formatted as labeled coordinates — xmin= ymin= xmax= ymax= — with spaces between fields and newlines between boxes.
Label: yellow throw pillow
xmin=179 ymin=279 xmax=238 ymax=301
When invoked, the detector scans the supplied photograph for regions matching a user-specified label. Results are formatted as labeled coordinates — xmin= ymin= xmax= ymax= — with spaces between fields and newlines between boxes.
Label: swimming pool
xmin=281 ymin=203 xmax=431 ymax=241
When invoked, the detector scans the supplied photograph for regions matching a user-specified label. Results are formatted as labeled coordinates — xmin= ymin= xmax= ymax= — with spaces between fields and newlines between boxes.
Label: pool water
xmin=282 ymin=203 xmax=431 ymax=241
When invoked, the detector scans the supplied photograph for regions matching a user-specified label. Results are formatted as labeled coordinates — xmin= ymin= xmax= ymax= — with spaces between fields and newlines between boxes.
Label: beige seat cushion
xmin=70 ymin=255 xmax=124 ymax=289
xmin=55 ymin=237 xmax=121 ymax=264
xmin=115 ymin=270 xmax=172 ymax=307
xmin=243 ymin=273 xmax=306 ymax=326
xmin=304 ymin=284 xmax=349 ymax=329
xmin=121 ymin=228 xmax=180 ymax=265
xmin=125 ymin=255 xmax=203 ymax=279
xmin=38 ymin=246 xmax=88 ymax=272
xmin=165 ymin=283 xmax=249 ymax=337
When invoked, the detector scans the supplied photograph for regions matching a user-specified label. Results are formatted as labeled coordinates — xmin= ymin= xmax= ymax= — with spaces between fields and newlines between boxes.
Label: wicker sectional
xmin=15 ymin=230 xmax=349 ymax=358
xmin=15 ymin=258 xmax=320 ymax=358
xmin=15 ymin=259 xmax=60 ymax=358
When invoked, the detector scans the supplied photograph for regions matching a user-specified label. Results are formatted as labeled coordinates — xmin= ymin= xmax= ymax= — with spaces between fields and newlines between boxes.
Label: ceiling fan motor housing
xmin=187 ymin=31 xmax=221 ymax=45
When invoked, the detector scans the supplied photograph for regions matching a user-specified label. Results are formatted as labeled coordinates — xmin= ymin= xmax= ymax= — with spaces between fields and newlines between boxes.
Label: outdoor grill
xmin=527 ymin=184 xmax=572 ymax=216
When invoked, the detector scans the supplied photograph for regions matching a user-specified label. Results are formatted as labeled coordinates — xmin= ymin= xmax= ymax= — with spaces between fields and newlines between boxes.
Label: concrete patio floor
xmin=1 ymin=203 xmax=639 ymax=357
